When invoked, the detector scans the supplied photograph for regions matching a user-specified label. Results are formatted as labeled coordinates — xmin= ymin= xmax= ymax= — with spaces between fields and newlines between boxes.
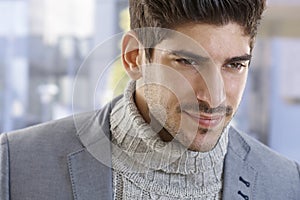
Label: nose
xmin=194 ymin=64 xmax=226 ymax=108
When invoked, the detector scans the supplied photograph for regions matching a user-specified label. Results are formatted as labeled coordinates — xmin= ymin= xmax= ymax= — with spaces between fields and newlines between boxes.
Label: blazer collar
xmin=67 ymin=96 xmax=122 ymax=200
xmin=68 ymin=97 xmax=258 ymax=200
xmin=222 ymin=127 xmax=258 ymax=200
xmin=67 ymin=149 xmax=113 ymax=200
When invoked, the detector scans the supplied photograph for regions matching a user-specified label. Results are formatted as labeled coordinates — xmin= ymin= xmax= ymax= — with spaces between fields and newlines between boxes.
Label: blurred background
xmin=0 ymin=0 xmax=300 ymax=162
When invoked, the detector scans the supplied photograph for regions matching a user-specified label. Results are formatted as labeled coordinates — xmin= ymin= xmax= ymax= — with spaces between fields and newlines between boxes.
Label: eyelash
xmin=175 ymin=58 xmax=198 ymax=66
xmin=224 ymin=62 xmax=247 ymax=71
xmin=175 ymin=57 xmax=248 ymax=72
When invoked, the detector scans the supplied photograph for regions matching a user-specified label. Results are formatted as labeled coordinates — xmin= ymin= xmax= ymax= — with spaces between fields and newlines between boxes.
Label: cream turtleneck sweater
xmin=110 ymin=81 xmax=229 ymax=200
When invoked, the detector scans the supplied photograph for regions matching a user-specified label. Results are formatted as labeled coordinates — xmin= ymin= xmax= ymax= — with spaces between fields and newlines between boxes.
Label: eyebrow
xmin=168 ymin=50 xmax=252 ymax=64
xmin=225 ymin=54 xmax=252 ymax=64
xmin=167 ymin=50 xmax=210 ymax=63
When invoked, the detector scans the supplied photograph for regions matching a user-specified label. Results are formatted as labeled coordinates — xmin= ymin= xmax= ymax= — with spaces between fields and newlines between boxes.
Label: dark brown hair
xmin=129 ymin=0 xmax=266 ymax=60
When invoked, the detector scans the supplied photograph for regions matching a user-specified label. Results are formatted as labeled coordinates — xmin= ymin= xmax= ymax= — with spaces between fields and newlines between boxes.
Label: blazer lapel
xmin=66 ymin=97 xmax=123 ymax=200
xmin=67 ymin=149 xmax=113 ymax=200
xmin=222 ymin=127 xmax=258 ymax=200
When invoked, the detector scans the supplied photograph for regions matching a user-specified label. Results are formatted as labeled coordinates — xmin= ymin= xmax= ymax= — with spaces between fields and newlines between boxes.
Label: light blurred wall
xmin=235 ymin=0 xmax=300 ymax=162
xmin=261 ymin=1 xmax=300 ymax=162
xmin=0 ymin=0 xmax=128 ymax=132
xmin=0 ymin=1 xmax=29 ymax=131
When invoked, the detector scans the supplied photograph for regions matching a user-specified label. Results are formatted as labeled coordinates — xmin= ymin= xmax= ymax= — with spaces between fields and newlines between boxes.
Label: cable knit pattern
xmin=110 ymin=81 xmax=229 ymax=200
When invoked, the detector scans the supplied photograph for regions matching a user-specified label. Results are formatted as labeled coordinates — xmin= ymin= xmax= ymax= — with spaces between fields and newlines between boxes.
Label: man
xmin=1 ymin=0 xmax=300 ymax=199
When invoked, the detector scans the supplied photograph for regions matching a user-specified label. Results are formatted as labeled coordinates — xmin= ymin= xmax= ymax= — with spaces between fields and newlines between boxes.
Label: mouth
xmin=184 ymin=111 xmax=225 ymax=129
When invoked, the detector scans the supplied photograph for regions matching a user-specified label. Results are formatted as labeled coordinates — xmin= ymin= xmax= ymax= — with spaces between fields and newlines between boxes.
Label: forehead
xmin=155 ymin=23 xmax=251 ymax=62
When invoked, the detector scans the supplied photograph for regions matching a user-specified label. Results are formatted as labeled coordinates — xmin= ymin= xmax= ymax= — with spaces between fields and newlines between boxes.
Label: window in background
xmin=0 ymin=0 xmax=129 ymax=132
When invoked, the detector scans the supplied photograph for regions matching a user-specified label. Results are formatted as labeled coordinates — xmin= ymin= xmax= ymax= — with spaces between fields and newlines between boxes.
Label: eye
xmin=224 ymin=62 xmax=247 ymax=72
xmin=175 ymin=58 xmax=198 ymax=66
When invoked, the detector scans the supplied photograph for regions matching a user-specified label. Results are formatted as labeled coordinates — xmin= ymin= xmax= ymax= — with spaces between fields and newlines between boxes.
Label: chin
xmin=181 ymin=127 xmax=223 ymax=152
xmin=187 ymin=138 xmax=217 ymax=152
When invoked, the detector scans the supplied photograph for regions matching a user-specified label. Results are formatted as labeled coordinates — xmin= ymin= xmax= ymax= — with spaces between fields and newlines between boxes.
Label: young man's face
xmin=132 ymin=22 xmax=251 ymax=152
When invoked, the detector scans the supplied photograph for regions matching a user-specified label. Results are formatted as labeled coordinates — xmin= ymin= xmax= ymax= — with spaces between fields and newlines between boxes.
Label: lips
xmin=184 ymin=111 xmax=224 ymax=129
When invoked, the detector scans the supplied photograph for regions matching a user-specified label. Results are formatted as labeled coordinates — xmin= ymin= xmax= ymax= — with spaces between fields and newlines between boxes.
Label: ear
xmin=121 ymin=31 xmax=143 ymax=80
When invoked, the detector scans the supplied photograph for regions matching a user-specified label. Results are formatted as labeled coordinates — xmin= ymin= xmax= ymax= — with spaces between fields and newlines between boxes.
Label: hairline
xmin=132 ymin=21 xmax=256 ymax=62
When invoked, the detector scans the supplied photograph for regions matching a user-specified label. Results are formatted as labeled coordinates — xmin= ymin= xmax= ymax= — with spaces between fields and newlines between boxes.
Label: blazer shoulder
xmin=234 ymin=127 xmax=300 ymax=197
xmin=7 ymin=115 xmax=78 ymax=144
xmin=0 ymin=103 xmax=116 ymax=200
xmin=232 ymin=127 xmax=298 ymax=165
xmin=4 ymin=95 xmax=121 ymax=149
xmin=3 ymin=112 xmax=101 ymax=155
xmin=0 ymin=133 xmax=9 ymax=200
xmin=230 ymin=126 xmax=300 ymax=183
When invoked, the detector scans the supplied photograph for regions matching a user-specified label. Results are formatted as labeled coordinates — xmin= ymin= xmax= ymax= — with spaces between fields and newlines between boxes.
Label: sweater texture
xmin=110 ymin=81 xmax=228 ymax=200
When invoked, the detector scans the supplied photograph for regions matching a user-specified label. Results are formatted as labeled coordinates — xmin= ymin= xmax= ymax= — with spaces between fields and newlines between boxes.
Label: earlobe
xmin=121 ymin=31 xmax=143 ymax=80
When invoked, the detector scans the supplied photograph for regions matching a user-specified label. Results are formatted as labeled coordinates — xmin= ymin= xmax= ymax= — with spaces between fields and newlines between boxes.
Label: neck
xmin=109 ymin=80 xmax=229 ymax=174
xmin=134 ymin=86 xmax=175 ymax=143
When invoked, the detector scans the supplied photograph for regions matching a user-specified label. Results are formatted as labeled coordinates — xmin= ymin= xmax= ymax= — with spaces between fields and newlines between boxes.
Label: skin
xmin=122 ymin=22 xmax=251 ymax=152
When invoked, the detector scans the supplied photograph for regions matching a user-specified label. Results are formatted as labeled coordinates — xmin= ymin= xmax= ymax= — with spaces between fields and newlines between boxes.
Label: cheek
xmin=224 ymin=75 xmax=247 ymax=109
xmin=146 ymin=84 xmax=179 ymax=110
xmin=145 ymin=66 xmax=198 ymax=105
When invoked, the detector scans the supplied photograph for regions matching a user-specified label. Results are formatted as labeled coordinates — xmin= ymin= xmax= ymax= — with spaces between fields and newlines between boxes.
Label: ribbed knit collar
xmin=110 ymin=81 xmax=228 ymax=175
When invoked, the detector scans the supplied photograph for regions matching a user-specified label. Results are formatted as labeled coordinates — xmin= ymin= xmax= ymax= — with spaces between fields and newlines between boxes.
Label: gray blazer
xmin=1 ymin=97 xmax=300 ymax=200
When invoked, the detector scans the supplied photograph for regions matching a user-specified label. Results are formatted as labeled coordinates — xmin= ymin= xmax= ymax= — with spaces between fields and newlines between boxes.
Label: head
xmin=129 ymin=0 xmax=266 ymax=60
xmin=122 ymin=0 xmax=266 ymax=152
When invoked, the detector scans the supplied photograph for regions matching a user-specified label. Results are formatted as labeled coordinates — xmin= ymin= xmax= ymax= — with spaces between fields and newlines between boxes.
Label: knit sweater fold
xmin=110 ymin=81 xmax=229 ymax=200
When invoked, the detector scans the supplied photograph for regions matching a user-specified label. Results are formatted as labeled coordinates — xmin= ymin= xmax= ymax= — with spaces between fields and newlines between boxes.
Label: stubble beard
xmin=143 ymin=83 xmax=235 ymax=151
xmin=149 ymin=102 xmax=234 ymax=152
